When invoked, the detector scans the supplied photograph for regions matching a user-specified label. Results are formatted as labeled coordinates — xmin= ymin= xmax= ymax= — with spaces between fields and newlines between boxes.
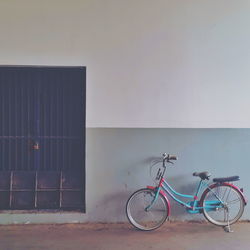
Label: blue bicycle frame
xmin=147 ymin=177 xmax=223 ymax=214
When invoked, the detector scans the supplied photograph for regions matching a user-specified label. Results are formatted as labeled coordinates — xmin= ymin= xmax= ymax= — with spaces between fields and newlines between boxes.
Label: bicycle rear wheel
xmin=126 ymin=188 xmax=169 ymax=231
xmin=201 ymin=183 xmax=245 ymax=226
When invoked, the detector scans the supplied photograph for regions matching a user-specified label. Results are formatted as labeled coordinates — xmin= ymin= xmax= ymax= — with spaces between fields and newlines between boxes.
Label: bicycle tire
xmin=126 ymin=188 xmax=169 ymax=231
xmin=200 ymin=183 xmax=245 ymax=226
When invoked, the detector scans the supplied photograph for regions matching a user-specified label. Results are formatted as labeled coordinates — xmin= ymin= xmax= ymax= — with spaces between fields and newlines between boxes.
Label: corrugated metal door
xmin=0 ymin=66 xmax=85 ymax=211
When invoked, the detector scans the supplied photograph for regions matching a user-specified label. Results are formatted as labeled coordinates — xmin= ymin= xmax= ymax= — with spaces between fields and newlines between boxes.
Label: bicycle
xmin=126 ymin=153 xmax=247 ymax=232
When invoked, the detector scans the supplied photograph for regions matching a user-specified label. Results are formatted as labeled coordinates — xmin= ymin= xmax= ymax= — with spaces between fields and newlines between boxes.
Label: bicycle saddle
xmin=193 ymin=171 xmax=211 ymax=180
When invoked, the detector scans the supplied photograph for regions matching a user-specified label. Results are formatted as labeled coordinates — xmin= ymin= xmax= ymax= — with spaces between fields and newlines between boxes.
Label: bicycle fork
xmin=145 ymin=188 xmax=161 ymax=212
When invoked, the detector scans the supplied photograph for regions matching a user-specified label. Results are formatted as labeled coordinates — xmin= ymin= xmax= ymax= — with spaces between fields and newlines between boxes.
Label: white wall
xmin=0 ymin=0 xmax=250 ymax=128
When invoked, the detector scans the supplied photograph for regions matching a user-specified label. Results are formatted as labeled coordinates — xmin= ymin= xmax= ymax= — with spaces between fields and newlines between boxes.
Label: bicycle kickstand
xmin=223 ymin=207 xmax=233 ymax=233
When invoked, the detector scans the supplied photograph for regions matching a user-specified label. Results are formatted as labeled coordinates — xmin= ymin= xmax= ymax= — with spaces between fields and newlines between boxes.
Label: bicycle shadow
xmin=88 ymin=191 xmax=135 ymax=222
xmin=93 ymin=157 xmax=205 ymax=222
xmin=94 ymin=178 xmax=203 ymax=223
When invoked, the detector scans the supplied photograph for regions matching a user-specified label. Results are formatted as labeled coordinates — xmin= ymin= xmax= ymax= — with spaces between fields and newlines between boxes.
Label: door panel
xmin=0 ymin=66 xmax=86 ymax=211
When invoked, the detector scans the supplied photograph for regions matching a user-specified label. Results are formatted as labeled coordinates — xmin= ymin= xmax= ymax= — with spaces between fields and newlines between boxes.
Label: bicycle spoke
xmin=217 ymin=186 xmax=221 ymax=199
xmin=225 ymin=187 xmax=232 ymax=202
xmin=221 ymin=187 xmax=228 ymax=200
xmin=227 ymin=198 xmax=241 ymax=205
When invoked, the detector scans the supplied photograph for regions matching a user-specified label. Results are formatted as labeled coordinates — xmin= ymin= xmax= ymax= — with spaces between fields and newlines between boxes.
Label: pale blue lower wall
xmin=0 ymin=128 xmax=249 ymax=224
xmin=86 ymin=128 xmax=250 ymax=222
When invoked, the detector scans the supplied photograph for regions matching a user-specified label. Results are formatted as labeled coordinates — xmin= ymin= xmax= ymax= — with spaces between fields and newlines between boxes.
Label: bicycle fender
xmin=201 ymin=183 xmax=247 ymax=206
xmin=225 ymin=183 xmax=247 ymax=205
xmin=147 ymin=186 xmax=171 ymax=216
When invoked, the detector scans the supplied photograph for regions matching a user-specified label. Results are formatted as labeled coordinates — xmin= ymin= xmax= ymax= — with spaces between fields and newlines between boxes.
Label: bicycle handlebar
xmin=168 ymin=155 xmax=177 ymax=161
xmin=163 ymin=153 xmax=178 ymax=161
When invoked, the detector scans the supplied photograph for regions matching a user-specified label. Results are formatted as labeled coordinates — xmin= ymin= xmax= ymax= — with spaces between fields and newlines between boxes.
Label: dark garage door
xmin=0 ymin=66 xmax=86 ymax=211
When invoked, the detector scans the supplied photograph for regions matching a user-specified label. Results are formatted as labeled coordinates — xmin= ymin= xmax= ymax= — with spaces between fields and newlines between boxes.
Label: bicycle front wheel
xmin=201 ymin=183 xmax=245 ymax=226
xmin=126 ymin=188 xmax=169 ymax=231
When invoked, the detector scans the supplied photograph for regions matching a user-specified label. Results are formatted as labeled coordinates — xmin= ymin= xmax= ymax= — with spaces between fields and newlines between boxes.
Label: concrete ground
xmin=0 ymin=222 xmax=249 ymax=250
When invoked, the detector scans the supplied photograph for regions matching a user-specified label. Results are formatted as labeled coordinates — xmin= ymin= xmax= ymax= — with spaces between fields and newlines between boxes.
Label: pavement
xmin=0 ymin=222 xmax=249 ymax=250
